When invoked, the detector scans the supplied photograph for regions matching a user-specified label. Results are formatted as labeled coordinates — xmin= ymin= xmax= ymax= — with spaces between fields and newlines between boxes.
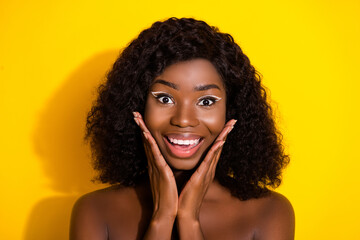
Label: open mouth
xmin=167 ymin=137 xmax=201 ymax=148
xmin=163 ymin=135 xmax=204 ymax=158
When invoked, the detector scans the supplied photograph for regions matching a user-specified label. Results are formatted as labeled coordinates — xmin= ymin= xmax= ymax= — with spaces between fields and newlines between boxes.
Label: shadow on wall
xmin=24 ymin=50 xmax=119 ymax=240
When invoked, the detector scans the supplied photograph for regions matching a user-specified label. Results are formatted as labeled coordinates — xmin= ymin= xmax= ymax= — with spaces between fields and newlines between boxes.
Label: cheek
xmin=199 ymin=105 xmax=226 ymax=136
xmin=144 ymin=99 xmax=167 ymax=134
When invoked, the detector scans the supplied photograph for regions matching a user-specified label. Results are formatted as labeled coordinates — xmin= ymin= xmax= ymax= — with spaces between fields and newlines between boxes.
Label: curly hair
xmin=86 ymin=17 xmax=289 ymax=200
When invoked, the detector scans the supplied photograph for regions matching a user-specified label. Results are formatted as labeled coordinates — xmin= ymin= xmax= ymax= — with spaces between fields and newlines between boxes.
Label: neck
xmin=173 ymin=169 xmax=194 ymax=193
xmin=173 ymin=170 xmax=231 ymax=201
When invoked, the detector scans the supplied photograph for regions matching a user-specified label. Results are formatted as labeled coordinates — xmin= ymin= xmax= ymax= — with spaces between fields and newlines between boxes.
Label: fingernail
xmin=132 ymin=112 xmax=137 ymax=118
xmin=143 ymin=131 xmax=148 ymax=140
xmin=233 ymin=119 xmax=237 ymax=126
xmin=134 ymin=118 xmax=139 ymax=125
xmin=228 ymin=126 xmax=234 ymax=134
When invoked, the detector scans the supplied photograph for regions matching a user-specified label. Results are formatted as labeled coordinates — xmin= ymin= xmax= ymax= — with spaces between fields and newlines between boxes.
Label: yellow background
xmin=1 ymin=0 xmax=359 ymax=239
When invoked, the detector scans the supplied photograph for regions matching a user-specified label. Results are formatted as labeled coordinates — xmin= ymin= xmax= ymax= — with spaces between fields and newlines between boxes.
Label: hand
xmin=177 ymin=119 xmax=237 ymax=221
xmin=133 ymin=112 xmax=178 ymax=222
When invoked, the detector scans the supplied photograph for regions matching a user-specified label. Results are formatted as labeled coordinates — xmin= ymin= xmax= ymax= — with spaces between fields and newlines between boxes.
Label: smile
xmin=163 ymin=135 xmax=204 ymax=159
xmin=168 ymin=137 xmax=200 ymax=147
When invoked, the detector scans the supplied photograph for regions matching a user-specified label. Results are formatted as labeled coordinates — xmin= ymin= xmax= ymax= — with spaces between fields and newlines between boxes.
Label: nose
xmin=170 ymin=102 xmax=200 ymax=128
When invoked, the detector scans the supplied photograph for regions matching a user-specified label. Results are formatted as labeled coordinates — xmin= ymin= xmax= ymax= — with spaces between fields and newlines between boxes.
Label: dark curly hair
xmin=86 ymin=17 xmax=289 ymax=200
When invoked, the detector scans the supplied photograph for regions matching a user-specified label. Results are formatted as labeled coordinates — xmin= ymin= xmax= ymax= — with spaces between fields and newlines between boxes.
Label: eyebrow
xmin=152 ymin=79 xmax=179 ymax=90
xmin=194 ymin=84 xmax=221 ymax=91
xmin=152 ymin=79 xmax=221 ymax=91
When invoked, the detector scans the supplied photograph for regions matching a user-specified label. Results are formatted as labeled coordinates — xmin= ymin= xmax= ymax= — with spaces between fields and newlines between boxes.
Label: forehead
xmin=152 ymin=59 xmax=224 ymax=90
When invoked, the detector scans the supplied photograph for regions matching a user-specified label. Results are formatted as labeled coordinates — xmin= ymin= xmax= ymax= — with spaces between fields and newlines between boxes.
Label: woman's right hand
xmin=133 ymin=112 xmax=178 ymax=239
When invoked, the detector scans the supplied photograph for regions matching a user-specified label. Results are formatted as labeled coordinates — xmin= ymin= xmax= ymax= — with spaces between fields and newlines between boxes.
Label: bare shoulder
xmin=255 ymin=191 xmax=295 ymax=240
xmin=70 ymin=187 xmax=109 ymax=240
xmin=71 ymin=185 xmax=130 ymax=218
xmin=70 ymin=185 xmax=140 ymax=240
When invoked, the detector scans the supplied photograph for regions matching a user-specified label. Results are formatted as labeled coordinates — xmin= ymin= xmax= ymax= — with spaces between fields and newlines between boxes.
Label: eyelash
xmin=155 ymin=93 xmax=174 ymax=104
xmin=197 ymin=96 xmax=218 ymax=106
xmin=151 ymin=92 xmax=221 ymax=107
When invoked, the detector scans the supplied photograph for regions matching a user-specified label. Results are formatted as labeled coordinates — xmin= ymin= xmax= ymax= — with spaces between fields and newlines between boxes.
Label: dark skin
xmin=70 ymin=59 xmax=295 ymax=240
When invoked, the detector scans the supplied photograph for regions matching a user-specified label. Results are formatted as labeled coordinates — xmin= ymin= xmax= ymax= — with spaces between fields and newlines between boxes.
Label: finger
xmin=133 ymin=111 xmax=151 ymax=134
xmin=133 ymin=112 xmax=152 ymax=153
xmin=193 ymin=120 xmax=235 ymax=178
xmin=132 ymin=112 xmax=165 ymax=169
xmin=143 ymin=132 xmax=164 ymax=163
xmin=215 ymin=119 xmax=237 ymax=142
xmin=208 ymin=139 xmax=225 ymax=168
xmin=183 ymin=140 xmax=225 ymax=197
xmin=196 ymin=139 xmax=225 ymax=175
xmin=187 ymin=143 xmax=224 ymax=192
xmin=143 ymin=141 xmax=155 ymax=172
xmin=138 ymin=116 xmax=169 ymax=170
xmin=142 ymin=131 xmax=174 ymax=180
xmin=202 ymin=119 xmax=236 ymax=174
xmin=208 ymin=141 xmax=225 ymax=176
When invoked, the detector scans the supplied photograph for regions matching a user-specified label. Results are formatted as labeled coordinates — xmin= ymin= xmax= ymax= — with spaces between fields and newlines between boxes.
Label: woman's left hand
xmin=177 ymin=119 xmax=237 ymax=223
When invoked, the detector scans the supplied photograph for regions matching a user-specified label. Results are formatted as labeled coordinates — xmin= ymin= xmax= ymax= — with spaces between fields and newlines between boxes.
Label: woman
xmin=70 ymin=18 xmax=295 ymax=239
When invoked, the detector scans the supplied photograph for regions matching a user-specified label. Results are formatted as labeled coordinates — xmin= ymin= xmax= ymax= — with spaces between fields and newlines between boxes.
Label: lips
xmin=163 ymin=134 xmax=204 ymax=159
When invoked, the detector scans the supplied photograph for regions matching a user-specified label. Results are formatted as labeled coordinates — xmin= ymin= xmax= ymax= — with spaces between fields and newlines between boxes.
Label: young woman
xmin=70 ymin=18 xmax=295 ymax=240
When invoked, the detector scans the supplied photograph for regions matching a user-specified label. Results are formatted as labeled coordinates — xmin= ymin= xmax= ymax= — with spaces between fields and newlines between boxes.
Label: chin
xmin=164 ymin=156 xmax=202 ymax=171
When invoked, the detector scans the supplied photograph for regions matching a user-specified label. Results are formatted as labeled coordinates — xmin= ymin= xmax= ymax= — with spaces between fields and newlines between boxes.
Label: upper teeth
xmin=168 ymin=138 xmax=200 ymax=146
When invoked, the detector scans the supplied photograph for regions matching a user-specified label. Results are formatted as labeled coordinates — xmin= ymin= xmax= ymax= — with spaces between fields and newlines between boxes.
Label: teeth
xmin=168 ymin=137 xmax=200 ymax=146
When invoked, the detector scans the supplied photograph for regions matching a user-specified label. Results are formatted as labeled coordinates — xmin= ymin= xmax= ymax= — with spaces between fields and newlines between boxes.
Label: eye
xmin=198 ymin=96 xmax=221 ymax=106
xmin=198 ymin=98 xmax=215 ymax=106
xmin=151 ymin=92 xmax=174 ymax=105
xmin=158 ymin=95 xmax=174 ymax=104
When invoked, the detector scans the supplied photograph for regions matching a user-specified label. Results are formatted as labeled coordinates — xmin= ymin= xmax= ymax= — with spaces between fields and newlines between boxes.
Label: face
xmin=144 ymin=59 xmax=226 ymax=170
